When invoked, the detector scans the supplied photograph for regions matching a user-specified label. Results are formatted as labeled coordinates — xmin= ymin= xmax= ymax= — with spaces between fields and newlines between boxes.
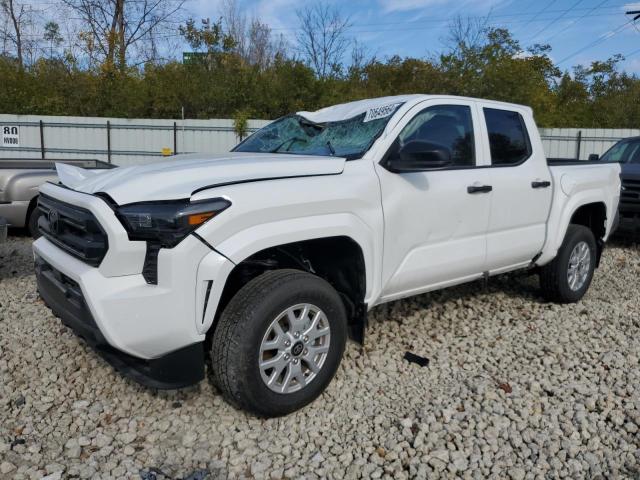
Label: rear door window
xmin=484 ymin=108 xmax=532 ymax=166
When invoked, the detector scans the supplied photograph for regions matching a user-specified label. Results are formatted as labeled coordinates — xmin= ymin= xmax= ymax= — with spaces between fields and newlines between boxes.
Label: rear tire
xmin=539 ymin=224 xmax=596 ymax=303
xmin=210 ymin=269 xmax=347 ymax=416
xmin=28 ymin=202 xmax=42 ymax=239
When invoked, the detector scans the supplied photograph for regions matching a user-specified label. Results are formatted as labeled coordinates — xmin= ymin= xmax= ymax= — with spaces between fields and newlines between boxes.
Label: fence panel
xmin=0 ymin=114 xmax=271 ymax=166
xmin=540 ymin=127 xmax=640 ymax=160
xmin=0 ymin=114 xmax=636 ymax=166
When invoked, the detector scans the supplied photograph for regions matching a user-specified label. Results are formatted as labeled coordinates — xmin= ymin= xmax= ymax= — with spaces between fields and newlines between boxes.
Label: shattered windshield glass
xmin=233 ymin=104 xmax=403 ymax=159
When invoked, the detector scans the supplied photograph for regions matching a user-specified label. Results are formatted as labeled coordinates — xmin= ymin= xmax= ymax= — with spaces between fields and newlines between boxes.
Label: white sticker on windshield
xmin=363 ymin=103 xmax=402 ymax=123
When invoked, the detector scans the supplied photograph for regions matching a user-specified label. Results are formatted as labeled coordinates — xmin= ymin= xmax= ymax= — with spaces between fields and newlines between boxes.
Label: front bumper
xmin=35 ymin=255 xmax=204 ymax=389
xmin=32 ymin=183 xmax=236 ymax=388
xmin=616 ymin=204 xmax=640 ymax=234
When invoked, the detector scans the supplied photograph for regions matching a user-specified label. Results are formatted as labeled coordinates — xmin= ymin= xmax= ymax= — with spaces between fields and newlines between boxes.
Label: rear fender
xmin=537 ymin=186 xmax=615 ymax=266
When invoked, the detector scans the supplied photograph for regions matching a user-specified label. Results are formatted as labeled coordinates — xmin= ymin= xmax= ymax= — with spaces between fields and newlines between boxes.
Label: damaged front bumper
xmin=35 ymin=254 xmax=205 ymax=389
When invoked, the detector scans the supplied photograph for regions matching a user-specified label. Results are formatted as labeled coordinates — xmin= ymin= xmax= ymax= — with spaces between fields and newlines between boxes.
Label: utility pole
xmin=627 ymin=9 xmax=640 ymax=21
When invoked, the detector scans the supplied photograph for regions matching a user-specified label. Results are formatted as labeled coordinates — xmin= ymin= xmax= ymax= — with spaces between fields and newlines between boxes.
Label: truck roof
xmin=297 ymin=94 xmax=533 ymax=123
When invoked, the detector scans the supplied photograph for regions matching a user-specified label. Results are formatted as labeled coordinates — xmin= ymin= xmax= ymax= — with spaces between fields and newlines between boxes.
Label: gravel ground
xmin=1 ymin=235 xmax=639 ymax=480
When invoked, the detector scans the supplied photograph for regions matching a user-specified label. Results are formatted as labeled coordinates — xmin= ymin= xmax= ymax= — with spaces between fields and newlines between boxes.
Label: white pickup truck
xmin=33 ymin=95 xmax=620 ymax=416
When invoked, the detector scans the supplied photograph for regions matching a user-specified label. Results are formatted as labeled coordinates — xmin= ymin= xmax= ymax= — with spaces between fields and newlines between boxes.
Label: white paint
xmin=32 ymin=95 xmax=620 ymax=361
xmin=298 ymin=95 xmax=420 ymax=123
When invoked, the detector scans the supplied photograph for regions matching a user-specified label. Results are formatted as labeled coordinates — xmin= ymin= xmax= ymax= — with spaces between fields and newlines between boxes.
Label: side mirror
xmin=588 ymin=153 xmax=599 ymax=162
xmin=387 ymin=141 xmax=452 ymax=173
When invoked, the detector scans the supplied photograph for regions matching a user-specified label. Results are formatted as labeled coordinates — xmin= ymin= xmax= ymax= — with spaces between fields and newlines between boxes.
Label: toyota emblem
xmin=48 ymin=209 xmax=60 ymax=233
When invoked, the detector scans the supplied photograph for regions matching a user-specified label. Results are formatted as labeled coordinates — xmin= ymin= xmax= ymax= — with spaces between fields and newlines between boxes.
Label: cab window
xmin=484 ymin=108 xmax=532 ymax=166
xmin=396 ymin=105 xmax=475 ymax=167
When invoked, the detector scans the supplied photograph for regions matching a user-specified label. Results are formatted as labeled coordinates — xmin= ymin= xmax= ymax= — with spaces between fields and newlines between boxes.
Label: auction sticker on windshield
xmin=363 ymin=103 xmax=402 ymax=123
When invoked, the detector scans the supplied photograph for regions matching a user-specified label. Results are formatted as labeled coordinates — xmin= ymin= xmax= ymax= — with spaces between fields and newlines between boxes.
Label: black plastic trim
xmin=191 ymin=232 xmax=235 ymax=264
xmin=37 ymin=193 xmax=109 ymax=267
xmin=467 ymin=185 xmax=493 ymax=194
xmin=35 ymin=256 xmax=205 ymax=389
xmin=547 ymin=159 xmax=620 ymax=166
xmin=142 ymin=243 xmax=161 ymax=284
xmin=202 ymin=280 xmax=213 ymax=324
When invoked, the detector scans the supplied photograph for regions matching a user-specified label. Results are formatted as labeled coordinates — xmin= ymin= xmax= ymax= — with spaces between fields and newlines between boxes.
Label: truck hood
xmin=56 ymin=152 xmax=345 ymax=205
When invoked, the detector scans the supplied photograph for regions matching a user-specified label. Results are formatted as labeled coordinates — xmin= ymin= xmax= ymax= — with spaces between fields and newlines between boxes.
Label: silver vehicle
xmin=0 ymin=216 xmax=7 ymax=243
xmin=0 ymin=159 xmax=113 ymax=237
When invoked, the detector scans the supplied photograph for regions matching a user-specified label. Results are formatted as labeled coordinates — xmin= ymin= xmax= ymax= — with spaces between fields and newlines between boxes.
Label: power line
xmin=519 ymin=0 xmax=559 ymax=30
xmin=264 ymin=5 xmax=626 ymax=31
xmin=625 ymin=46 xmax=640 ymax=59
xmin=544 ymin=0 xmax=611 ymax=42
xmin=556 ymin=19 xmax=634 ymax=65
xmin=528 ymin=0 xmax=585 ymax=42
xmin=13 ymin=10 xmax=628 ymax=40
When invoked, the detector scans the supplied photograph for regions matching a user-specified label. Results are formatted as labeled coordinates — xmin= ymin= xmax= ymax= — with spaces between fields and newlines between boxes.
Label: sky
xmin=189 ymin=0 xmax=640 ymax=73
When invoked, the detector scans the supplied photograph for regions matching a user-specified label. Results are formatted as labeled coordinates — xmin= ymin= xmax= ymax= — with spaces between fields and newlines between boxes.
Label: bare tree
xmin=61 ymin=0 xmax=186 ymax=70
xmin=444 ymin=14 xmax=491 ymax=54
xmin=220 ymin=0 xmax=246 ymax=57
xmin=0 ymin=0 xmax=35 ymax=67
xmin=350 ymin=38 xmax=376 ymax=72
xmin=295 ymin=2 xmax=351 ymax=78
xmin=219 ymin=0 xmax=288 ymax=69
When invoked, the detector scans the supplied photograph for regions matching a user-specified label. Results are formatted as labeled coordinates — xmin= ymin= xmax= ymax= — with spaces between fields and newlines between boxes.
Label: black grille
xmin=621 ymin=178 xmax=640 ymax=205
xmin=38 ymin=193 xmax=108 ymax=267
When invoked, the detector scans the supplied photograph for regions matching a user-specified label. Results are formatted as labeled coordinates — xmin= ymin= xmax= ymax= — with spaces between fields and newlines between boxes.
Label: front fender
xmin=217 ymin=212 xmax=378 ymax=300
xmin=194 ymin=212 xmax=380 ymax=334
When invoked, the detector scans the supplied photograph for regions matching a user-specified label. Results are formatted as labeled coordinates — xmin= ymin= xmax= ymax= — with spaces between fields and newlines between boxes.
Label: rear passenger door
xmin=481 ymin=106 xmax=553 ymax=272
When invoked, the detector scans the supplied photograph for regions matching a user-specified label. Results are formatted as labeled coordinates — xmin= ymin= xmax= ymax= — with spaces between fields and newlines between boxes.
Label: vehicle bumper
xmin=0 ymin=200 xmax=29 ymax=228
xmin=35 ymin=254 xmax=204 ymax=389
xmin=32 ymin=184 xmax=235 ymax=388
xmin=616 ymin=204 xmax=640 ymax=234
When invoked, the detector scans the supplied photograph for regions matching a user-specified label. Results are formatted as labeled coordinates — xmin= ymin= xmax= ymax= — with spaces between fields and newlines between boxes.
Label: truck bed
xmin=547 ymin=158 xmax=618 ymax=166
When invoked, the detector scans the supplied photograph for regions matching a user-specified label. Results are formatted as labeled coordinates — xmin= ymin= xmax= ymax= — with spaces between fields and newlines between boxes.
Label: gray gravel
xmin=1 ymin=235 xmax=640 ymax=479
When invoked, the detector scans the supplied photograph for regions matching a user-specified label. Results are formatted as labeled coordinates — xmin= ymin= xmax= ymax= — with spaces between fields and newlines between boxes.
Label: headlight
xmin=116 ymin=197 xmax=231 ymax=247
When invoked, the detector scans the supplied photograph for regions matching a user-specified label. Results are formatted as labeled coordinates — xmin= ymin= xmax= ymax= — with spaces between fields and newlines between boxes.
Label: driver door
xmin=375 ymin=100 xmax=492 ymax=302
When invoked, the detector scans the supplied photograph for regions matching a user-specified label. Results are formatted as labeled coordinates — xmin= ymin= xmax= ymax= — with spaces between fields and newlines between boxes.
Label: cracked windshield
xmin=234 ymin=104 xmax=403 ymax=159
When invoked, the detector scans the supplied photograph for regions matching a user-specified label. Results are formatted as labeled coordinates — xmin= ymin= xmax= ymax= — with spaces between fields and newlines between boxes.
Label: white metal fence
xmin=0 ymin=114 xmax=270 ymax=166
xmin=539 ymin=128 xmax=640 ymax=160
xmin=0 ymin=114 xmax=636 ymax=166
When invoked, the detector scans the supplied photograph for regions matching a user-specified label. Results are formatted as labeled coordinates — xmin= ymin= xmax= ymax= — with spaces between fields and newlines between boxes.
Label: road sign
xmin=2 ymin=126 xmax=19 ymax=147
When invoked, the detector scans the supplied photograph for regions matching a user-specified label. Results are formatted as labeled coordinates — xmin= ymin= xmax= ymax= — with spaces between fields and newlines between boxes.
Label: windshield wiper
xmin=269 ymin=136 xmax=307 ymax=153
xmin=326 ymin=140 xmax=336 ymax=156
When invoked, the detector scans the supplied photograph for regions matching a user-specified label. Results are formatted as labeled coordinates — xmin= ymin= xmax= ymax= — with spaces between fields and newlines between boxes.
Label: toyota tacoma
xmin=33 ymin=95 xmax=621 ymax=416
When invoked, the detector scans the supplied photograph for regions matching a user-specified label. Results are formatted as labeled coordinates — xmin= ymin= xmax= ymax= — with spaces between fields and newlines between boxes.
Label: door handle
xmin=531 ymin=180 xmax=551 ymax=189
xmin=467 ymin=185 xmax=493 ymax=194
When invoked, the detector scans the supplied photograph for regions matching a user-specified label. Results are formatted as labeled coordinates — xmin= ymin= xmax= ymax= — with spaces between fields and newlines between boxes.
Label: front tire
xmin=28 ymin=203 xmax=42 ymax=239
xmin=539 ymin=224 xmax=597 ymax=303
xmin=210 ymin=269 xmax=347 ymax=416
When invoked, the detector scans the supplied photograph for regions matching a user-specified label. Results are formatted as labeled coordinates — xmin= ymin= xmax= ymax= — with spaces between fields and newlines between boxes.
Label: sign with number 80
xmin=2 ymin=125 xmax=19 ymax=147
